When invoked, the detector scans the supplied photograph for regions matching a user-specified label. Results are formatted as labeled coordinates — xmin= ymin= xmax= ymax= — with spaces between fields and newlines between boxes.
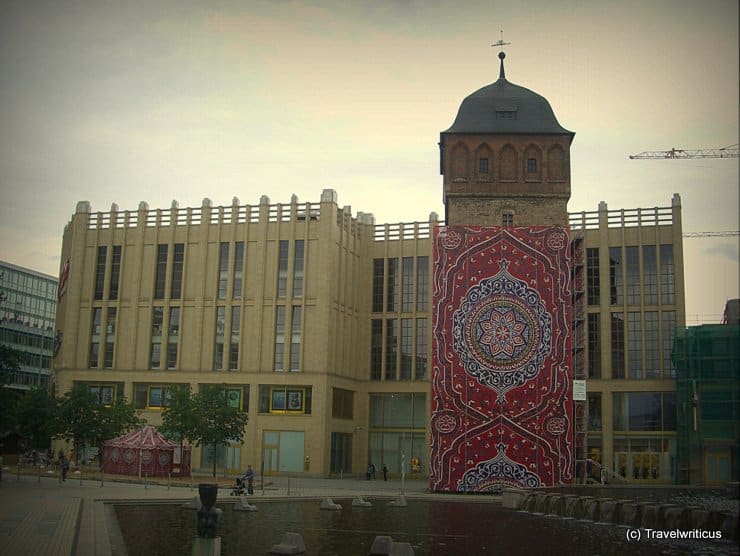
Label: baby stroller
xmin=230 ymin=477 xmax=246 ymax=496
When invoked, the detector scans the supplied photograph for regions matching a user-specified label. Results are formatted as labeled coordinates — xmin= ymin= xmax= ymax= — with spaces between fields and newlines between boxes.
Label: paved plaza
xmin=0 ymin=469 xmax=431 ymax=555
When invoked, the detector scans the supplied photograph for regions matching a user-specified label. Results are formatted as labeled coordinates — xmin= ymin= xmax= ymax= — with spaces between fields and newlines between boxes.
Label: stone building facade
xmin=52 ymin=57 xmax=685 ymax=482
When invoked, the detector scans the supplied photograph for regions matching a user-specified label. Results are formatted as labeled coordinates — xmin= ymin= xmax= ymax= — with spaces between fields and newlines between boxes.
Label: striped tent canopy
xmin=102 ymin=425 xmax=191 ymax=477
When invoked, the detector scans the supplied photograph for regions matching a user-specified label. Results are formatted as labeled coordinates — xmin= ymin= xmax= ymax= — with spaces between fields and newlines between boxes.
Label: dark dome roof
xmin=443 ymin=75 xmax=573 ymax=137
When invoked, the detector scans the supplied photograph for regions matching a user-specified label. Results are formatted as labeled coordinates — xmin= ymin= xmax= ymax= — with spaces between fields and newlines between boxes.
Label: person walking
xmin=382 ymin=463 xmax=389 ymax=482
xmin=244 ymin=464 xmax=255 ymax=495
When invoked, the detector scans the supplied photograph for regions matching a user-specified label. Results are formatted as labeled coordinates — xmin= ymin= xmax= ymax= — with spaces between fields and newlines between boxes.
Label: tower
xmin=440 ymin=51 xmax=574 ymax=227
xmin=430 ymin=49 xmax=575 ymax=491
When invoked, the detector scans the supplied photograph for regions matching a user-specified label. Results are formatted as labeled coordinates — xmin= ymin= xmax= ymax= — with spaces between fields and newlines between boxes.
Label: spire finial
xmin=491 ymin=30 xmax=510 ymax=80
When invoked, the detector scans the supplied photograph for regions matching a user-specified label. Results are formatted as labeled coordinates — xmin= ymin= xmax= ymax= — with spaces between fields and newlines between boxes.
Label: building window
xmin=613 ymin=392 xmax=676 ymax=432
xmin=94 ymin=246 xmax=107 ymax=300
xmin=154 ymin=244 xmax=168 ymax=299
xmin=587 ymin=313 xmax=601 ymax=378
xmin=385 ymin=318 xmax=398 ymax=380
xmin=293 ymin=240 xmax=304 ymax=298
xmin=400 ymin=318 xmax=412 ymax=380
xmin=611 ymin=313 xmax=625 ymax=378
xmin=626 ymin=246 xmax=640 ymax=305
xmin=109 ymin=246 xmax=121 ymax=300
xmin=609 ymin=247 xmax=623 ymax=305
xmin=401 ymin=257 xmax=414 ymax=312
xmin=368 ymin=393 xmax=427 ymax=474
xmin=277 ymin=240 xmax=289 ymax=298
xmin=290 ymin=306 xmax=301 ymax=371
xmin=229 ymin=306 xmax=240 ymax=371
xmin=151 ymin=306 xmax=163 ymax=369
xmin=87 ymin=383 xmax=118 ymax=406
xmin=89 ymin=307 xmax=102 ymax=368
xmin=274 ymin=306 xmax=285 ymax=371
xmin=330 ymin=432 xmax=352 ymax=474
xmin=526 ymin=158 xmax=537 ymax=174
xmin=661 ymin=311 xmax=676 ymax=377
xmin=415 ymin=318 xmax=428 ymax=380
xmin=146 ymin=385 xmax=172 ymax=409
xmin=171 ymin=243 xmax=184 ymax=300
xmin=627 ymin=312 xmax=642 ymax=379
xmin=259 ymin=385 xmax=311 ymax=414
xmin=103 ymin=307 xmax=116 ymax=368
xmin=214 ymin=306 xmax=225 ymax=371
xmin=502 ymin=212 xmax=514 ymax=227
xmin=416 ymin=256 xmax=428 ymax=311
xmin=332 ymin=388 xmax=354 ymax=419
xmin=165 ymin=307 xmax=179 ymax=370
xmin=586 ymin=247 xmax=600 ymax=305
xmin=200 ymin=383 xmax=249 ymax=411
xmin=588 ymin=393 xmax=602 ymax=430
xmin=386 ymin=258 xmax=399 ymax=312
xmin=372 ymin=259 xmax=384 ymax=312
xmin=659 ymin=245 xmax=675 ymax=304
xmin=233 ymin=242 xmax=244 ymax=299
xmin=643 ymin=245 xmax=657 ymax=305
xmin=218 ymin=242 xmax=229 ymax=299
xmin=479 ymin=157 xmax=489 ymax=173
xmin=370 ymin=319 xmax=383 ymax=380
xmin=644 ymin=311 xmax=659 ymax=378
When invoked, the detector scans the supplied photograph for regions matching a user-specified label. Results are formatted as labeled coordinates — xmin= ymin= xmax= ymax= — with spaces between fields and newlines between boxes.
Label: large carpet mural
xmin=430 ymin=226 xmax=573 ymax=491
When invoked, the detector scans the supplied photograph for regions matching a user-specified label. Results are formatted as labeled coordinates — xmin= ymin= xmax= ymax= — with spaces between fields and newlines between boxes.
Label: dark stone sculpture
xmin=196 ymin=483 xmax=222 ymax=538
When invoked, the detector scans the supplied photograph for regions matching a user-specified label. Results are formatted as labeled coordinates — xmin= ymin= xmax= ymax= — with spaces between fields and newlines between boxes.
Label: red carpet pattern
xmin=430 ymin=226 xmax=573 ymax=491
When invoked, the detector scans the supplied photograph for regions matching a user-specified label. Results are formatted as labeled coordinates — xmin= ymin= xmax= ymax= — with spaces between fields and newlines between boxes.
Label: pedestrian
xmin=244 ymin=464 xmax=255 ymax=495
xmin=60 ymin=454 xmax=69 ymax=482
xmin=366 ymin=463 xmax=376 ymax=480
xmin=382 ymin=463 xmax=389 ymax=482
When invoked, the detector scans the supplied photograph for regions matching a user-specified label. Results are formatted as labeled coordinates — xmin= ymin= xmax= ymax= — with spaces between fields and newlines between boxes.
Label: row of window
xmin=588 ymin=392 xmax=676 ymax=432
xmin=370 ymin=318 xmax=428 ymax=381
xmin=587 ymin=310 xmax=676 ymax=379
xmin=450 ymin=143 xmax=566 ymax=182
xmin=0 ymin=327 xmax=55 ymax=351
xmin=94 ymin=240 xmax=306 ymax=303
xmin=586 ymin=245 xmax=675 ymax=307
xmin=372 ymin=256 xmax=429 ymax=313
xmin=0 ymin=292 xmax=56 ymax=320
xmin=0 ymin=267 xmax=58 ymax=298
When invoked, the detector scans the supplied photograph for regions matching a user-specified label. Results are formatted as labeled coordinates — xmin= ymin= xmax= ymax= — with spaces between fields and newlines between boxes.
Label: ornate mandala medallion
xmin=453 ymin=260 xmax=552 ymax=398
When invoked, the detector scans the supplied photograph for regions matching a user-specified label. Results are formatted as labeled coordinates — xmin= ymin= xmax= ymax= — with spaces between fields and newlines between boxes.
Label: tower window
xmin=527 ymin=158 xmax=538 ymax=173
xmin=479 ymin=158 xmax=489 ymax=173
xmin=502 ymin=212 xmax=514 ymax=227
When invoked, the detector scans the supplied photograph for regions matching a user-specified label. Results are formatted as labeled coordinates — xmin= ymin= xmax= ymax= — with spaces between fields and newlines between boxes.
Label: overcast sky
xmin=1 ymin=0 xmax=737 ymax=323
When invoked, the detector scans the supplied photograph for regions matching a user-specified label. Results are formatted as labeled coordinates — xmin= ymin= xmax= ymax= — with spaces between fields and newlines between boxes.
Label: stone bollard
xmin=562 ymin=495 xmax=580 ymax=518
xmin=598 ymin=499 xmax=618 ymax=523
xmin=618 ymin=501 xmax=643 ymax=527
xmin=369 ymin=536 xmax=415 ymax=556
xmin=548 ymin=495 xmax=565 ymax=516
xmin=641 ymin=504 xmax=661 ymax=529
xmin=352 ymin=496 xmax=372 ymax=508
xmin=663 ymin=505 xmax=688 ymax=530
xmin=688 ymin=508 xmax=711 ymax=530
xmin=718 ymin=512 xmax=738 ymax=540
xmin=388 ymin=495 xmax=408 ymax=507
xmin=269 ymin=532 xmax=306 ymax=555
xmin=320 ymin=497 xmax=342 ymax=511
xmin=502 ymin=488 xmax=525 ymax=510
xmin=233 ymin=498 xmax=258 ymax=512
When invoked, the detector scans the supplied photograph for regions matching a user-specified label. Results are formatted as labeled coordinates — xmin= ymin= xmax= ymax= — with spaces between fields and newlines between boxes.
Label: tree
xmin=0 ymin=345 xmax=22 ymax=434
xmin=15 ymin=386 xmax=58 ymax=450
xmin=160 ymin=384 xmax=198 ymax=463
xmin=55 ymin=384 xmax=143 ymax=465
xmin=191 ymin=386 xmax=248 ymax=478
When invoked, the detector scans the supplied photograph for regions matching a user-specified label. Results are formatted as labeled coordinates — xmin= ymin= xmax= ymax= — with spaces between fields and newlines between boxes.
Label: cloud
xmin=705 ymin=242 xmax=740 ymax=263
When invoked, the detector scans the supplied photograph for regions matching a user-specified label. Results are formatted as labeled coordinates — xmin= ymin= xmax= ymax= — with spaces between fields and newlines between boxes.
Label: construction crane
xmin=683 ymin=231 xmax=739 ymax=238
xmin=629 ymin=144 xmax=738 ymax=159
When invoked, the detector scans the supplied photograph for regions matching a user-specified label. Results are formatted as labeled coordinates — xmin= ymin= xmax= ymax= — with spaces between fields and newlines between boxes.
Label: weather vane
xmin=491 ymin=30 xmax=510 ymax=52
